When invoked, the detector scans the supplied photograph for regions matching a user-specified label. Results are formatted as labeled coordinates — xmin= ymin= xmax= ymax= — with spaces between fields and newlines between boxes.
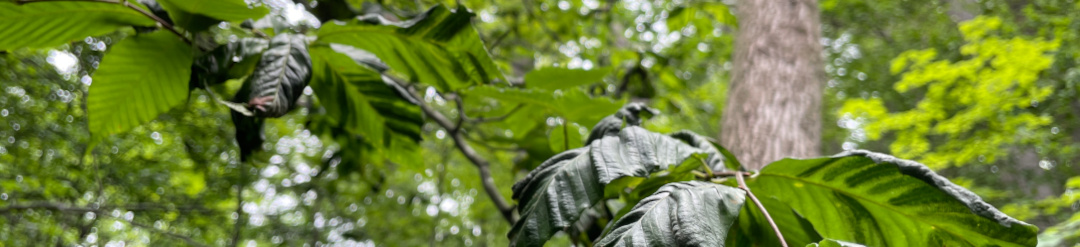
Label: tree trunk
xmin=721 ymin=0 xmax=824 ymax=170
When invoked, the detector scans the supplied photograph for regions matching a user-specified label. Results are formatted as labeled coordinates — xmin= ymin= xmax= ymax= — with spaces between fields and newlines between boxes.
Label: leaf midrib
xmin=757 ymin=172 xmax=1008 ymax=247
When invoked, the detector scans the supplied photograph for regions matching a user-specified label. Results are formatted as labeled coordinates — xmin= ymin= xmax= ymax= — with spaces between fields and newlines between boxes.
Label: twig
xmin=735 ymin=172 xmax=787 ymax=247
xmin=383 ymin=75 xmax=517 ymax=223
xmin=0 ymin=202 xmax=219 ymax=214
xmin=230 ymin=161 xmax=247 ymax=247
xmin=125 ymin=219 xmax=210 ymax=247
xmin=16 ymin=0 xmax=192 ymax=45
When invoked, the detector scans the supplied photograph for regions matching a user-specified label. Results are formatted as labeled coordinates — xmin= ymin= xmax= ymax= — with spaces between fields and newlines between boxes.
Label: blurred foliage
xmin=2 ymin=0 xmax=1080 ymax=246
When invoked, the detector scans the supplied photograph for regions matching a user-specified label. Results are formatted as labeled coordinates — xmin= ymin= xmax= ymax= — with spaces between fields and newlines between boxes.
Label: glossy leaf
xmin=727 ymin=196 xmax=823 ymax=247
xmin=525 ymin=67 xmax=612 ymax=90
xmin=0 ymin=1 xmax=155 ymax=50
xmin=315 ymin=5 xmax=504 ymax=91
xmin=594 ymin=181 xmax=745 ymax=247
xmin=87 ymin=31 xmax=192 ymax=138
xmin=749 ymin=150 xmax=1039 ymax=246
xmin=509 ymin=125 xmax=725 ymax=247
xmin=247 ymin=33 xmax=311 ymax=117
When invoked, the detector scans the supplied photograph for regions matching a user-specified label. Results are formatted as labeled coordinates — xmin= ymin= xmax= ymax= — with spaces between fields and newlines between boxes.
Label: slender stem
xmin=735 ymin=172 xmax=787 ymax=247
xmin=125 ymin=219 xmax=210 ymax=247
xmin=16 ymin=0 xmax=192 ymax=45
xmin=384 ymin=75 xmax=517 ymax=223
xmin=230 ymin=162 xmax=246 ymax=247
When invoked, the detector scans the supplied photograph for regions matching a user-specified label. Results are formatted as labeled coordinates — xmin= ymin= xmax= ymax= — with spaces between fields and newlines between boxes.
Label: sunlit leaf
xmin=0 ymin=1 xmax=155 ymax=50
xmin=157 ymin=0 xmax=269 ymax=32
xmin=749 ymin=150 xmax=1039 ymax=246
xmin=87 ymin=31 xmax=192 ymax=138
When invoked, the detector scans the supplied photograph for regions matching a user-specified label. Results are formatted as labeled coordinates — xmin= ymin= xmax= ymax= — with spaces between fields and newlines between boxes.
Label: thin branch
xmin=230 ymin=161 xmax=247 ymax=247
xmin=383 ymin=75 xmax=517 ymax=223
xmin=16 ymin=0 xmax=192 ymax=45
xmin=125 ymin=219 xmax=210 ymax=247
xmin=0 ymin=202 xmax=219 ymax=214
xmin=735 ymin=172 xmax=787 ymax=247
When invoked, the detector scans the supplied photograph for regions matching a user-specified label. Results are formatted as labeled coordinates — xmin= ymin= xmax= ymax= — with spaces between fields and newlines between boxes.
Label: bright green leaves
xmin=157 ymin=0 xmax=269 ymax=32
xmin=748 ymin=150 xmax=1038 ymax=246
xmin=594 ymin=181 xmax=745 ymax=247
xmin=525 ymin=67 xmax=611 ymax=90
xmin=0 ymin=1 xmax=155 ymax=50
xmin=87 ymin=31 xmax=192 ymax=138
xmin=509 ymin=123 xmax=727 ymax=247
xmin=315 ymin=5 xmax=503 ymax=91
xmin=839 ymin=15 xmax=1059 ymax=168
xmin=247 ymin=33 xmax=311 ymax=117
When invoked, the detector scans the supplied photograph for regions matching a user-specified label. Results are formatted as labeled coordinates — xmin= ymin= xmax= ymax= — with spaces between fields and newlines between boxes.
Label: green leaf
xmin=87 ymin=31 xmax=192 ymax=138
xmin=0 ymin=1 xmax=155 ymax=50
xmin=157 ymin=0 xmax=269 ymax=32
xmin=548 ymin=121 xmax=584 ymax=153
xmin=727 ymin=196 xmax=823 ymax=247
xmin=465 ymin=86 xmax=623 ymax=127
xmin=315 ymin=5 xmax=504 ymax=91
xmin=509 ymin=125 xmax=724 ymax=247
xmin=807 ymin=239 xmax=868 ymax=247
xmin=595 ymin=181 xmax=745 ymax=247
xmin=192 ymin=37 xmax=268 ymax=87
xmin=525 ymin=67 xmax=611 ymax=90
xmin=309 ymin=43 xmax=423 ymax=148
xmin=247 ymin=33 xmax=311 ymax=117
xmin=749 ymin=150 xmax=1039 ymax=246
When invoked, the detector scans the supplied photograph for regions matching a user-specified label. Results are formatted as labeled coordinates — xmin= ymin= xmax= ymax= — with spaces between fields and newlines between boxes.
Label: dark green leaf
xmin=192 ymin=37 xmax=268 ymax=88
xmin=509 ymin=125 xmax=724 ymax=247
xmin=315 ymin=5 xmax=504 ymax=91
xmin=157 ymin=0 xmax=268 ymax=32
xmin=87 ymin=31 xmax=192 ymax=138
xmin=0 ymin=1 xmax=156 ymax=50
xmin=247 ymin=33 xmax=311 ymax=117
xmin=749 ymin=150 xmax=1039 ymax=246
xmin=595 ymin=181 xmax=745 ymax=247
xmin=525 ymin=67 xmax=612 ymax=90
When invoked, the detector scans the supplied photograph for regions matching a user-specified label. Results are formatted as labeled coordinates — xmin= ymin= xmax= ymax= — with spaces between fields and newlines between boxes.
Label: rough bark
xmin=721 ymin=0 xmax=824 ymax=170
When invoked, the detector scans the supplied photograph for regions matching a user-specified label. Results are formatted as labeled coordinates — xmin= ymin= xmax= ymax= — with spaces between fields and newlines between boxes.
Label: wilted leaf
xmin=247 ymin=33 xmax=311 ymax=117
xmin=595 ymin=181 xmax=745 ymax=247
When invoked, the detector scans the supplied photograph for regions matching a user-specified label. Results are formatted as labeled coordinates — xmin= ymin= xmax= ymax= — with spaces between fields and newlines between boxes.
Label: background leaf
xmin=748 ymin=150 xmax=1039 ymax=246
xmin=594 ymin=181 xmax=745 ymax=247
xmin=87 ymin=31 xmax=192 ymax=138
xmin=0 ymin=1 xmax=155 ymax=50
xmin=525 ymin=67 xmax=612 ymax=90
xmin=157 ymin=0 xmax=269 ymax=32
